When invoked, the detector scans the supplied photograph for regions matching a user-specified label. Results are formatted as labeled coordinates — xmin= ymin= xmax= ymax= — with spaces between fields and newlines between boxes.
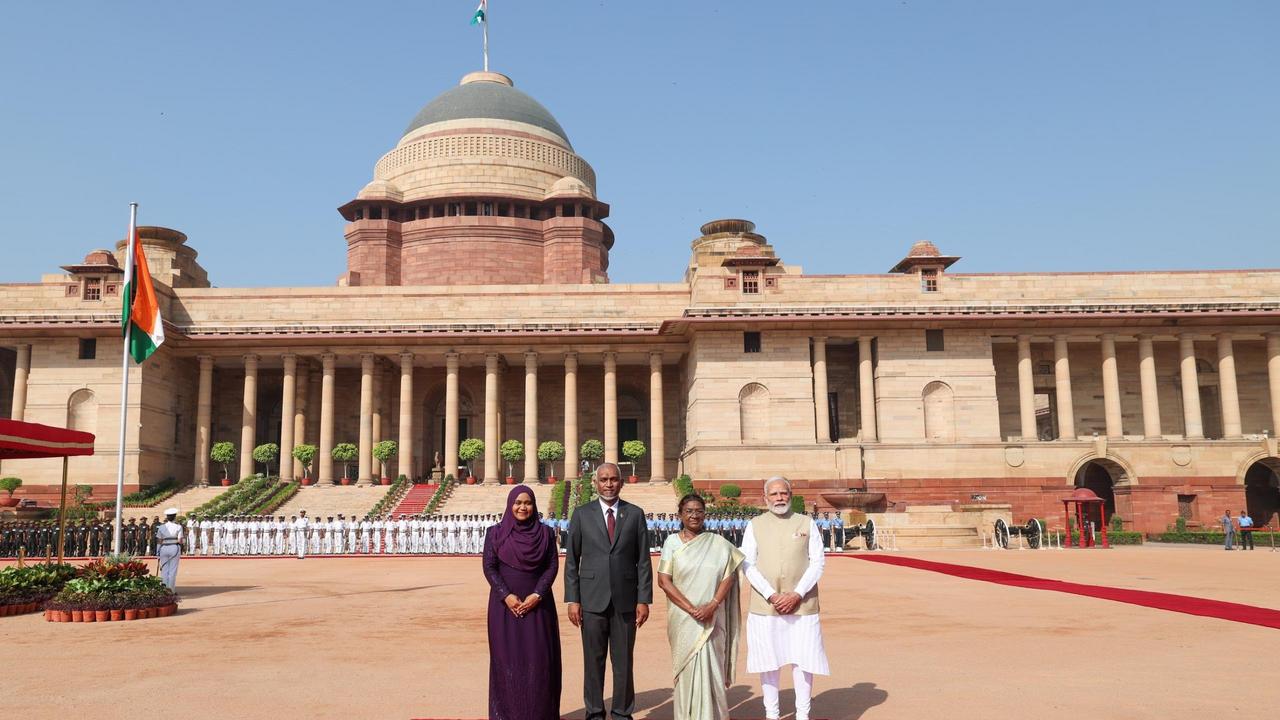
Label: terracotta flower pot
xmin=162 ymin=604 xmax=177 ymax=617
xmin=221 ymin=478 xmax=232 ymax=487
xmin=505 ymin=477 xmax=515 ymax=485
xmin=110 ymin=609 xmax=124 ymax=621
xmin=547 ymin=476 xmax=558 ymax=484
xmin=0 ymin=496 xmax=19 ymax=507
xmin=301 ymin=477 xmax=315 ymax=486
xmin=628 ymin=475 xmax=640 ymax=483
xmin=380 ymin=477 xmax=391 ymax=485
xmin=124 ymin=609 xmax=138 ymax=621
xmin=55 ymin=610 xmax=68 ymax=622
xmin=0 ymin=605 xmax=9 ymax=617
xmin=82 ymin=610 xmax=94 ymax=622
xmin=466 ymin=476 xmax=477 ymax=485
xmin=95 ymin=610 xmax=109 ymax=622
xmin=340 ymin=478 xmax=352 ymax=486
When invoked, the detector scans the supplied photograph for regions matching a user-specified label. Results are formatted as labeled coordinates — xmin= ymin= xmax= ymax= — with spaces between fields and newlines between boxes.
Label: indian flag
xmin=471 ymin=0 xmax=486 ymax=25
xmin=121 ymin=231 xmax=164 ymax=364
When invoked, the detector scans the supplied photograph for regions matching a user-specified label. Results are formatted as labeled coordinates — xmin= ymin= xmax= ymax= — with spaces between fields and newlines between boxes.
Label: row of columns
xmin=1014 ymin=333 xmax=1280 ymax=441
xmin=810 ymin=337 xmax=878 ymax=443
xmin=192 ymin=350 xmax=669 ymax=486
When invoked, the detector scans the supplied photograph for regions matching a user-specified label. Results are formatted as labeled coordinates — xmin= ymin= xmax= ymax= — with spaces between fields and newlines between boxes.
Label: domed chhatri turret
xmin=339 ymin=71 xmax=611 ymax=286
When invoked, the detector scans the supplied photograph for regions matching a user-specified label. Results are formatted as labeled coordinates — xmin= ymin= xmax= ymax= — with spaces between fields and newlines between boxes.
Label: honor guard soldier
xmin=156 ymin=508 xmax=183 ymax=590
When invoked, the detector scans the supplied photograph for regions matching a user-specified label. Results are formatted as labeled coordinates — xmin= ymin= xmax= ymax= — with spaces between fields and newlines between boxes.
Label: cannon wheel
xmin=1026 ymin=518 xmax=1042 ymax=549
xmin=994 ymin=517 xmax=1010 ymax=549
xmin=863 ymin=518 xmax=877 ymax=551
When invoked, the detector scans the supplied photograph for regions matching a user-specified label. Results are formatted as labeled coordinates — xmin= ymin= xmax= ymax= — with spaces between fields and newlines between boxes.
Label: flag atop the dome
xmin=471 ymin=0 xmax=486 ymax=25
xmin=121 ymin=228 xmax=164 ymax=364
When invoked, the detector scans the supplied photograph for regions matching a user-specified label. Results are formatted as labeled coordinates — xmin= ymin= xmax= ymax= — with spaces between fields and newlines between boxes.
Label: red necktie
xmin=607 ymin=507 xmax=616 ymax=543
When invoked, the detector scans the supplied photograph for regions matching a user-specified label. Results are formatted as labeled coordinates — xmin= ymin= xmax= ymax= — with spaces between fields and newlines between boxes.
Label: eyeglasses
xmin=680 ymin=509 xmax=706 ymax=516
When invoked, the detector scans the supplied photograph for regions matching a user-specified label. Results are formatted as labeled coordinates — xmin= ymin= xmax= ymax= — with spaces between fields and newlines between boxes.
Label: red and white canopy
xmin=0 ymin=419 xmax=95 ymax=460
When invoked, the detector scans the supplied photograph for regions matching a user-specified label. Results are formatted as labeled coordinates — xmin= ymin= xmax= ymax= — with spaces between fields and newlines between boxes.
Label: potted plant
xmin=373 ymin=440 xmax=398 ymax=485
xmin=537 ymin=441 xmax=565 ymax=484
xmin=332 ymin=443 xmax=358 ymax=485
xmin=252 ymin=443 xmax=279 ymax=477
xmin=0 ymin=476 xmax=21 ymax=507
xmin=458 ymin=438 xmax=484 ymax=484
xmin=622 ymin=440 xmax=647 ymax=483
xmin=499 ymin=440 xmax=524 ymax=484
xmin=210 ymin=441 xmax=237 ymax=486
xmin=580 ymin=439 xmax=604 ymax=475
xmin=292 ymin=444 xmax=318 ymax=485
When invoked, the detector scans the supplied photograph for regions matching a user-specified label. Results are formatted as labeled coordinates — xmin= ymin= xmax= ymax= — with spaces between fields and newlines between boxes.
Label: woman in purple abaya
xmin=483 ymin=485 xmax=562 ymax=720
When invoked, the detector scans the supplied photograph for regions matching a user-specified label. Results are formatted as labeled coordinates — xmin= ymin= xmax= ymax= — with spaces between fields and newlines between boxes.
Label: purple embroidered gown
xmin=483 ymin=524 xmax=562 ymax=720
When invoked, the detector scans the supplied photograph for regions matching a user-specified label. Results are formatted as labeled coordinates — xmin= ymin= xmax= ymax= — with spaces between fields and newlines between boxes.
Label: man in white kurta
xmin=740 ymin=477 xmax=829 ymax=720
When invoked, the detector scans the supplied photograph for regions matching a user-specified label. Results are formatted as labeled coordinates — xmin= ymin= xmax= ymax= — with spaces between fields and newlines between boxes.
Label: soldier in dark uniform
xmin=124 ymin=518 xmax=138 ymax=555
xmin=88 ymin=521 xmax=101 ymax=557
xmin=140 ymin=518 xmax=154 ymax=555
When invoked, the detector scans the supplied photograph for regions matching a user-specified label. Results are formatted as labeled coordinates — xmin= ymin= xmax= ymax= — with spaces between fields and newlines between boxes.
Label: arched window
xmin=67 ymin=388 xmax=99 ymax=435
xmin=739 ymin=383 xmax=770 ymax=442
xmin=922 ymin=381 xmax=955 ymax=441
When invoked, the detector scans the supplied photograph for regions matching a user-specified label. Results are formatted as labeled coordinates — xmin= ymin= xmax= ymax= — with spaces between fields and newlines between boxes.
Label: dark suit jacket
xmin=564 ymin=498 xmax=653 ymax=613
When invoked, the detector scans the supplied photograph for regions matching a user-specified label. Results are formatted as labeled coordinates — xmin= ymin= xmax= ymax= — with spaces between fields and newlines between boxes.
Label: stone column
xmin=1138 ymin=335 xmax=1162 ymax=439
xmin=358 ymin=353 xmax=375 ymax=484
xmin=604 ymin=351 xmax=618 ymax=464
xmin=1100 ymin=334 xmax=1122 ymax=438
xmin=239 ymin=354 xmax=259 ymax=478
xmin=1179 ymin=335 xmax=1203 ymax=439
xmin=1016 ymin=335 xmax=1036 ymax=440
xmin=564 ymin=353 xmax=579 ymax=481
xmin=292 ymin=362 xmax=309 ymax=478
xmin=399 ymin=352 xmax=415 ymax=481
xmin=445 ymin=352 xmax=460 ymax=480
xmin=1053 ymin=336 xmax=1076 ymax=440
xmin=10 ymin=343 xmax=30 ymax=421
xmin=649 ymin=351 xmax=666 ymax=482
xmin=194 ymin=355 xmax=213 ymax=485
xmin=484 ymin=353 xmax=500 ymax=483
xmin=524 ymin=351 xmax=539 ymax=483
xmin=858 ymin=337 xmax=878 ymax=442
xmin=279 ymin=354 xmax=297 ymax=481
xmin=370 ymin=365 xmax=384 ymax=481
xmin=318 ymin=353 xmax=336 ymax=484
xmin=1268 ymin=334 xmax=1280 ymax=438
xmin=813 ymin=337 xmax=831 ymax=443
xmin=1217 ymin=334 xmax=1242 ymax=439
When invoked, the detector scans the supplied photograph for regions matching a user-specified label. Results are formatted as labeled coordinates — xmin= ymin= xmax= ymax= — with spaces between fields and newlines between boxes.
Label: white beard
xmin=769 ymin=503 xmax=790 ymax=516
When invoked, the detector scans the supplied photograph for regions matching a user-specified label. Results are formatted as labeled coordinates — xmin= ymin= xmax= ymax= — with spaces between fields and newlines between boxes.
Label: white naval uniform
xmin=360 ymin=519 xmax=372 ymax=554
xmin=373 ymin=518 xmax=385 ymax=554
xmin=397 ymin=518 xmax=409 ymax=554
xmin=292 ymin=517 xmax=310 ymax=558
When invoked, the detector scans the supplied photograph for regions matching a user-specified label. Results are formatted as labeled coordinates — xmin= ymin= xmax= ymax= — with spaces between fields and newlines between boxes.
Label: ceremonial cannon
xmin=847 ymin=517 xmax=877 ymax=550
xmin=994 ymin=517 xmax=1042 ymax=549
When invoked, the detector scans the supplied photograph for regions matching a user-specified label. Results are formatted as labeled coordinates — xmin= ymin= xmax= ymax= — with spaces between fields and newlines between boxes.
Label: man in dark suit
xmin=565 ymin=462 xmax=653 ymax=720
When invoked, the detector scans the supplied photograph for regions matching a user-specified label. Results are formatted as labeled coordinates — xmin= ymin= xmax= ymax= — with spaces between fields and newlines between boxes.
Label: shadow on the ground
xmin=179 ymin=585 xmax=258 ymax=600
xmin=197 ymin=583 xmax=461 ymax=611
xmin=561 ymin=681 xmax=887 ymax=720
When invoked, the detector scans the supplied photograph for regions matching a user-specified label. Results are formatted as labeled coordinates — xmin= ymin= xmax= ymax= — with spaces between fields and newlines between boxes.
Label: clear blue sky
xmin=1 ymin=1 xmax=1276 ymax=287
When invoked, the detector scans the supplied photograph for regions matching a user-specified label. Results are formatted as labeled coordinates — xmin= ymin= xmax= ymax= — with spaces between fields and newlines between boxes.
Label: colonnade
xmin=190 ymin=350 xmax=669 ymax=486
xmin=1011 ymin=332 xmax=1280 ymax=441
xmin=809 ymin=336 xmax=878 ymax=443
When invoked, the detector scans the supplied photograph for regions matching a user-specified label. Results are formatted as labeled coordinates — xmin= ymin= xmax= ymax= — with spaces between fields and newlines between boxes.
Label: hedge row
xmin=248 ymin=482 xmax=299 ymax=516
xmin=1150 ymin=531 xmax=1280 ymax=545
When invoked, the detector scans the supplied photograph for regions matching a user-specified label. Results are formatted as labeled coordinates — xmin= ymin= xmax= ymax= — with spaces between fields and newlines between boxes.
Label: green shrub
xmin=292 ymin=444 xmax=318 ymax=479
xmin=549 ymin=480 xmax=568 ymax=519
xmin=719 ymin=483 xmax=742 ymax=499
xmin=210 ymin=441 xmax=236 ymax=480
xmin=331 ymin=443 xmax=359 ymax=479
xmin=790 ymin=495 xmax=806 ymax=514
xmin=674 ymin=474 xmax=695 ymax=498
xmin=1070 ymin=530 xmax=1143 ymax=545
xmin=1173 ymin=516 xmax=1188 ymax=533
xmin=621 ymin=440 xmax=647 ymax=474
xmin=458 ymin=438 xmax=484 ymax=478
xmin=0 ymin=477 xmax=22 ymax=496
xmin=537 ymin=441 xmax=566 ymax=477
xmin=500 ymin=439 xmax=524 ymax=478
xmin=252 ymin=443 xmax=280 ymax=476
xmin=373 ymin=440 xmax=398 ymax=478
xmin=1109 ymin=514 xmax=1125 ymax=532
xmin=580 ymin=439 xmax=604 ymax=470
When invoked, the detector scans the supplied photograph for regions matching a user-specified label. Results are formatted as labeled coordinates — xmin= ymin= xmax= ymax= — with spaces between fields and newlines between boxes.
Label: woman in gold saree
xmin=657 ymin=494 xmax=744 ymax=720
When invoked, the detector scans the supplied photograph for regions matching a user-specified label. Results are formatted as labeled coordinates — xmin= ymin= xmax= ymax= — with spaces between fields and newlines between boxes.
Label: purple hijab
xmin=492 ymin=485 xmax=553 ymax=572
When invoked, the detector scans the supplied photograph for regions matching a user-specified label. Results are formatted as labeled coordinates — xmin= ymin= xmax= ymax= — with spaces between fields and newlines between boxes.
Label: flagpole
xmin=483 ymin=3 xmax=489 ymax=72
xmin=113 ymin=202 xmax=138 ymax=554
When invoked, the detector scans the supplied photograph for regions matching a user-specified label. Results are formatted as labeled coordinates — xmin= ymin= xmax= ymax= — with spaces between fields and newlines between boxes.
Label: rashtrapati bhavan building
xmin=2 ymin=70 xmax=1279 ymax=533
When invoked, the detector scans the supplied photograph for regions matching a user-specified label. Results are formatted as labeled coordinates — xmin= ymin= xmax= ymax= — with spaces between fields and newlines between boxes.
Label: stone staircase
xmin=121 ymin=485 xmax=229 ymax=520
xmin=863 ymin=504 xmax=1011 ymax=550
xmin=391 ymin=484 xmax=439 ymax=515
xmin=271 ymin=485 xmax=391 ymax=519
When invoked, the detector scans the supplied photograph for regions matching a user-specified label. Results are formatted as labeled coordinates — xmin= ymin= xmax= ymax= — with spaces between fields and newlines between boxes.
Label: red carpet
xmin=391 ymin=484 xmax=438 ymax=515
xmin=847 ymin=554 xmax=1280 ymax=630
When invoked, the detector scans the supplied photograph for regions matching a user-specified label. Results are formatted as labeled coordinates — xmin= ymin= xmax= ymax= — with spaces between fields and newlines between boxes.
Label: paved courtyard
xmin=3 ymin=546 xmax=1276 ymax=719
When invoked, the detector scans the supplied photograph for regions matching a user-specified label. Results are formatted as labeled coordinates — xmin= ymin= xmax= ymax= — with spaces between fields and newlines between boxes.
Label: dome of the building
xmin=546 ymin=176 xmax=595 ymax=199
xmin=908 ymin=240 xmax=942 ymax=258
xmin=403 ymin=71 xmax=572 ymax=149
